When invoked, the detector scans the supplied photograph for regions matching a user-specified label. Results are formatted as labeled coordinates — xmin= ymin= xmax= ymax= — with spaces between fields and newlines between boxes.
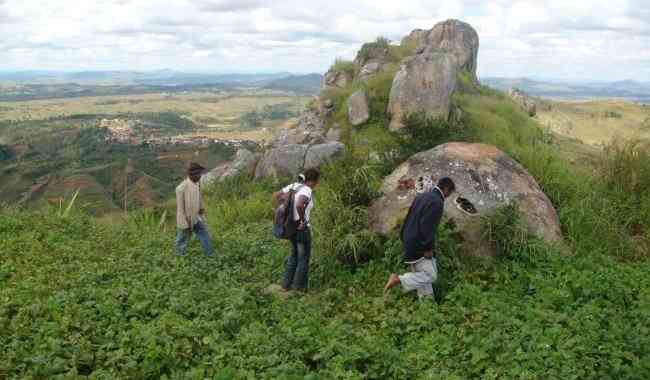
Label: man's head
xmin=303 ymin=168 xmax=320 ymax=189
xmin=437 ymin=177 xmax=456 ymax=198
xmin=187 ymin=162 xmax=206 ymax=183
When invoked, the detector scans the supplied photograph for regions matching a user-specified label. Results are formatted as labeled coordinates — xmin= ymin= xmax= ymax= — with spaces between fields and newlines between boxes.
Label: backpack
xmin=273 ymin=185 xmax=303 ymax=240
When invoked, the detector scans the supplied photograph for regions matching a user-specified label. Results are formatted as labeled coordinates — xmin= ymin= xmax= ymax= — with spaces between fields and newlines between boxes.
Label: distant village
xmin=99 ymin=118 xmax=254 ymax=148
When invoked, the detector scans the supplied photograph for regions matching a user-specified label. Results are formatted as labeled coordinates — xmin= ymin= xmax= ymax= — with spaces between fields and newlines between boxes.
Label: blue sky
xmin=1 ymin=0 xmax=649 ymax=81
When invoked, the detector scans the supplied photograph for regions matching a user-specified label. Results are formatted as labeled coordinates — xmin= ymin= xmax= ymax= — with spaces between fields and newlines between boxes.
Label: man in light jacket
xmin=175 ymin=162 xmax=214 ymax=257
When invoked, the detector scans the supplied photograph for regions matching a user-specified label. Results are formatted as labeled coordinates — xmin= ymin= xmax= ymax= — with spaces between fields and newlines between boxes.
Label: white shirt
xmin=282 ymin=183 xmax=314 ymax=224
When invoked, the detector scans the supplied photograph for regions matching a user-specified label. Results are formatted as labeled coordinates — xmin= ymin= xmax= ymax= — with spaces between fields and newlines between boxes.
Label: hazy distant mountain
xmin=263 ymin=73 xmax=323 ymax=95
xmin=0 ymin=70 xmax=295 ymax=86
xmin=483 ymin=77 xmax=650 ymax=103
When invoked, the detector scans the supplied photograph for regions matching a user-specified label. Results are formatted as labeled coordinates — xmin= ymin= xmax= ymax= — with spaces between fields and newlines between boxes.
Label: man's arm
xmin=295 ymin=194 xmax=309 ymax=229
xmin=199 ymin=186 xmax=205 ymax=215
xmin=176 ymin=188 xmax=190 ymax=230
xmin=272 ymin=191 xmax=284 ymax=206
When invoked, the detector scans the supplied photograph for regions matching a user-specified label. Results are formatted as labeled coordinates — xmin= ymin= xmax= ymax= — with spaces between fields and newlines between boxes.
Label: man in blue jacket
xmin=384 ymin=177 xmax=455 ymax=300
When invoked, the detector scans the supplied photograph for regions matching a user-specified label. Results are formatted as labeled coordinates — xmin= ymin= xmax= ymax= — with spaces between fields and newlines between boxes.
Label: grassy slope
xmin=2 ymin=78 xmax=650 ymax=378
xmin=536 ymin=100 xmax=650 ymax=145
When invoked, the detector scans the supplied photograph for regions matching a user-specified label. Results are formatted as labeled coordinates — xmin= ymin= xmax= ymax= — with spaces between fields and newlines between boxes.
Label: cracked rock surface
xmin=369 ymin=142 xmax=562 ymax=255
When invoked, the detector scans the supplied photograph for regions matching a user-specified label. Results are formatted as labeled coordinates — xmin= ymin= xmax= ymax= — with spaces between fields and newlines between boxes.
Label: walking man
xmin=384 ymin=177 xmax=456 ymax=300
xmin=274 ymin=168 xmax=320 ymax=292
xmin=175 ymin=162 xmax=214 ymax=257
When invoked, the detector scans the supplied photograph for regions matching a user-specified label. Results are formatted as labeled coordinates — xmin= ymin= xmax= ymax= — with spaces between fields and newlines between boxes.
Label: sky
xmin=1 ymin=0 xmax=649 ymax=81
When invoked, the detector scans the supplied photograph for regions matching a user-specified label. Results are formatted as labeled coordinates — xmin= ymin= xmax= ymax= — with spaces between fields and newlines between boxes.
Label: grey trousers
xmin=399 ymin=258 xmax=438 ymax=300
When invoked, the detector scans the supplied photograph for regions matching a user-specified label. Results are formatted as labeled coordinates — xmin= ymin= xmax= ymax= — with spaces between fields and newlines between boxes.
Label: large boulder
xmin=272 ymin=110 xmax=326 ymax=147
xmin=347 ymin=90 xmax=370 ymax=126
xmin=369 ymin=143 xmax=562 ymax=255
xmin=401 ymin=29 xmax=427 ymax=50
xmin=418 ymin=19 xmax=479 ymax=82
xmin=304 ymin=142 xmax=345 ymax=169
xmin=202 ymin=149 xmax=261 ymax=185
xmin=508 ymin=88 xmax=537 ymax=117
xmin=353 ymin=41 xmax=392 ymax=82
xmin=255 ymin=144 xmax=309 ymax=179
xmin=387 ymin=19 xmax=480 ymax=130
xmin=387 ymin=52 xmax=459 ymax=130
xmin=322 ymin=69 xmax=353 ymax=90
xmin=255 ymin=142 xmax=345 ymax=179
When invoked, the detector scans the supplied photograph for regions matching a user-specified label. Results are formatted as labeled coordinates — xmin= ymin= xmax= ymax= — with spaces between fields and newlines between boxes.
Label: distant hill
xmin=483 ymin=77 xmax=650 ymax=103
xmin=263 ymin=73 xmax=323 ymax=95
xmin=0 ymin=70 xmax=295 ymax=86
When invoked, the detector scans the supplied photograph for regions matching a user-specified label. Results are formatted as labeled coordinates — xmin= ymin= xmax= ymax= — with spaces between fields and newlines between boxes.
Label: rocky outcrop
xmin=273 ymin=110 xmax=327 ymax=147
xmin=401 ymin=29 xmax=427 ymax=50
xmin=255 ymin=142 xmax=344 ymax=179
xmin=387 ymin=52 xmax=459 ymax=130
xmin=304 ymin=142 xmax=345 ymax=169
xmin=387 ymin=20 xmax=480 ymax=130
xmin=508 ymin=88 xmax=537 ymax=117
xmin=202 ymin=149 xmax=261 ymax=185
xmin=353 ymin=42 xmax=392 ymax=82
xmin=254 ymin=109 xmax=345 ymax=179
xmin=347 ymin=90 xmax=370 ymax=126
xmin=417 ymin=19 xmax=480 ymax=82
xmin=322 ymin=69 xmax=353 ymax=90
xmin=254 ymin=144 xmax=309 ymax=179
xmin=369 ymin=143 xmax=562 ymax=255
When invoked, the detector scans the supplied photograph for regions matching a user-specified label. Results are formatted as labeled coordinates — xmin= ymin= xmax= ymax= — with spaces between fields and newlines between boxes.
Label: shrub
xmin=481 ymin=204 xmax=547 ymax=260
xmin=398 ymin=112 xmax=472 ymax=157
xmin=357 ymin=37 xmax=391 ymax=63
xmin=0 ymin=144 xmax=14 ymax=161
xmin=600 ymin=138 xmax=650 ymax=195
xmin=330 ymin=58 xmax=355 ymax=78
xmin=364 ymin=69 xmax=397 ymax=123
xmin=320 ymin=151 xmax=381 ymax=208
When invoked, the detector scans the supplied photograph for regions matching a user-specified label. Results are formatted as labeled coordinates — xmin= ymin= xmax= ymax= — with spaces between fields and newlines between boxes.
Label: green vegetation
xmin=603 ymin=110 xmax=623 ymax=118
xmin=239 ymin=102 xmax=302 ymax=130
xmin=0 ymin=144 xmax=14 ymax=161
xmin=2 ymin=59 xmax=650 ymax=378
xmin=357 ymin=37 xmax=391 ymax=63
xmin=330 ymin=58 xmax=356 ymax=78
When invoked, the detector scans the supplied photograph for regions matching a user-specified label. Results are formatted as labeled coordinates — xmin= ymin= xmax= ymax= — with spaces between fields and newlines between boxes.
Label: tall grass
xmin=456 ymin=91 xmax=650 ymax=260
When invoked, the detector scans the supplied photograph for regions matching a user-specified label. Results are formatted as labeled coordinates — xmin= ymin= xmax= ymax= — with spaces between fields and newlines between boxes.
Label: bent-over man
xmin=384 ymin=177 xmax=455 ymax=300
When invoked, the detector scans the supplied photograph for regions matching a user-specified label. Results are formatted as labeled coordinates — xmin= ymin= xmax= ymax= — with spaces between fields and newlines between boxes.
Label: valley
xmin=0 ymin=86 xmax=312 ymax=214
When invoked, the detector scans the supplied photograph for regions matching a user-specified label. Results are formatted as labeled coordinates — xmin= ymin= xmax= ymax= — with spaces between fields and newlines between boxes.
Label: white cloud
xmin=0 ymin=0 xmax=648 ymax=80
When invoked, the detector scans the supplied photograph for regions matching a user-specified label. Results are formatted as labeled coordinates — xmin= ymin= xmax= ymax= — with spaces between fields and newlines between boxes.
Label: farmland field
xmin=0 ymin=88 xmax=310 ymax=213
xmin=536 ymin=100 xmax=650 ymax=145
xmin=0 ymin=91 xmax=309 ymax=140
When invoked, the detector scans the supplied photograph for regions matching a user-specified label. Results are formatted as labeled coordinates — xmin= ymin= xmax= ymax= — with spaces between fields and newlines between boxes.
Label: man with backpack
xmin=384 ymin=177 xmax=456 ymax=300
xmin=272 ymin=168 xmax=320 ymax=292
xmin=175 ymin=162 xmax=214 ymax=257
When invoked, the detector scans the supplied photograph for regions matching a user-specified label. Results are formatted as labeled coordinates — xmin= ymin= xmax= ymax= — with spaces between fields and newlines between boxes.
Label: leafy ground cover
xmin=2 ymin=70 xmax=650 ymax=378
xmin=1 ymin=186 xmax=649 ymax=379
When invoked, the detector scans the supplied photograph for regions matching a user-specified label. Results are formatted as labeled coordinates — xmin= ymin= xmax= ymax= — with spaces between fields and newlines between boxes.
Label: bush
xmin=398 ymin=112 xmax=472 ymax=157
xmin=357 ymin=37 xmax=390 ymax=63
xmin=330 ymin=58 xmax=355 ymax=77
xmin=0 ymin=144 xmax=14 ymax=161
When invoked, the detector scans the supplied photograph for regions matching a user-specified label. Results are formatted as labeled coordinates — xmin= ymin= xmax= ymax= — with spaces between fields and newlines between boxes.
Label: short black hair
xmin=304 ymin=168 xmax=320 ymax=182
xmin=437 ymin=177 xmax=455 ymax=193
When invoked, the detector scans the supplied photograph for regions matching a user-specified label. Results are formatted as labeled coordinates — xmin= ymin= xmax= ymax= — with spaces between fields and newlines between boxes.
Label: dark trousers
xmin=282 ymin=228 xmax=312 ymax=290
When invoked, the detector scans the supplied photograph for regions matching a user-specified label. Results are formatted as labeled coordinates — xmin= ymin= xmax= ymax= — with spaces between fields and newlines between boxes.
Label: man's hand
xmin=423 ymin=250 xmax=433 ymax=259
xmin=297 ymin=221 xmax=306 ymax=231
